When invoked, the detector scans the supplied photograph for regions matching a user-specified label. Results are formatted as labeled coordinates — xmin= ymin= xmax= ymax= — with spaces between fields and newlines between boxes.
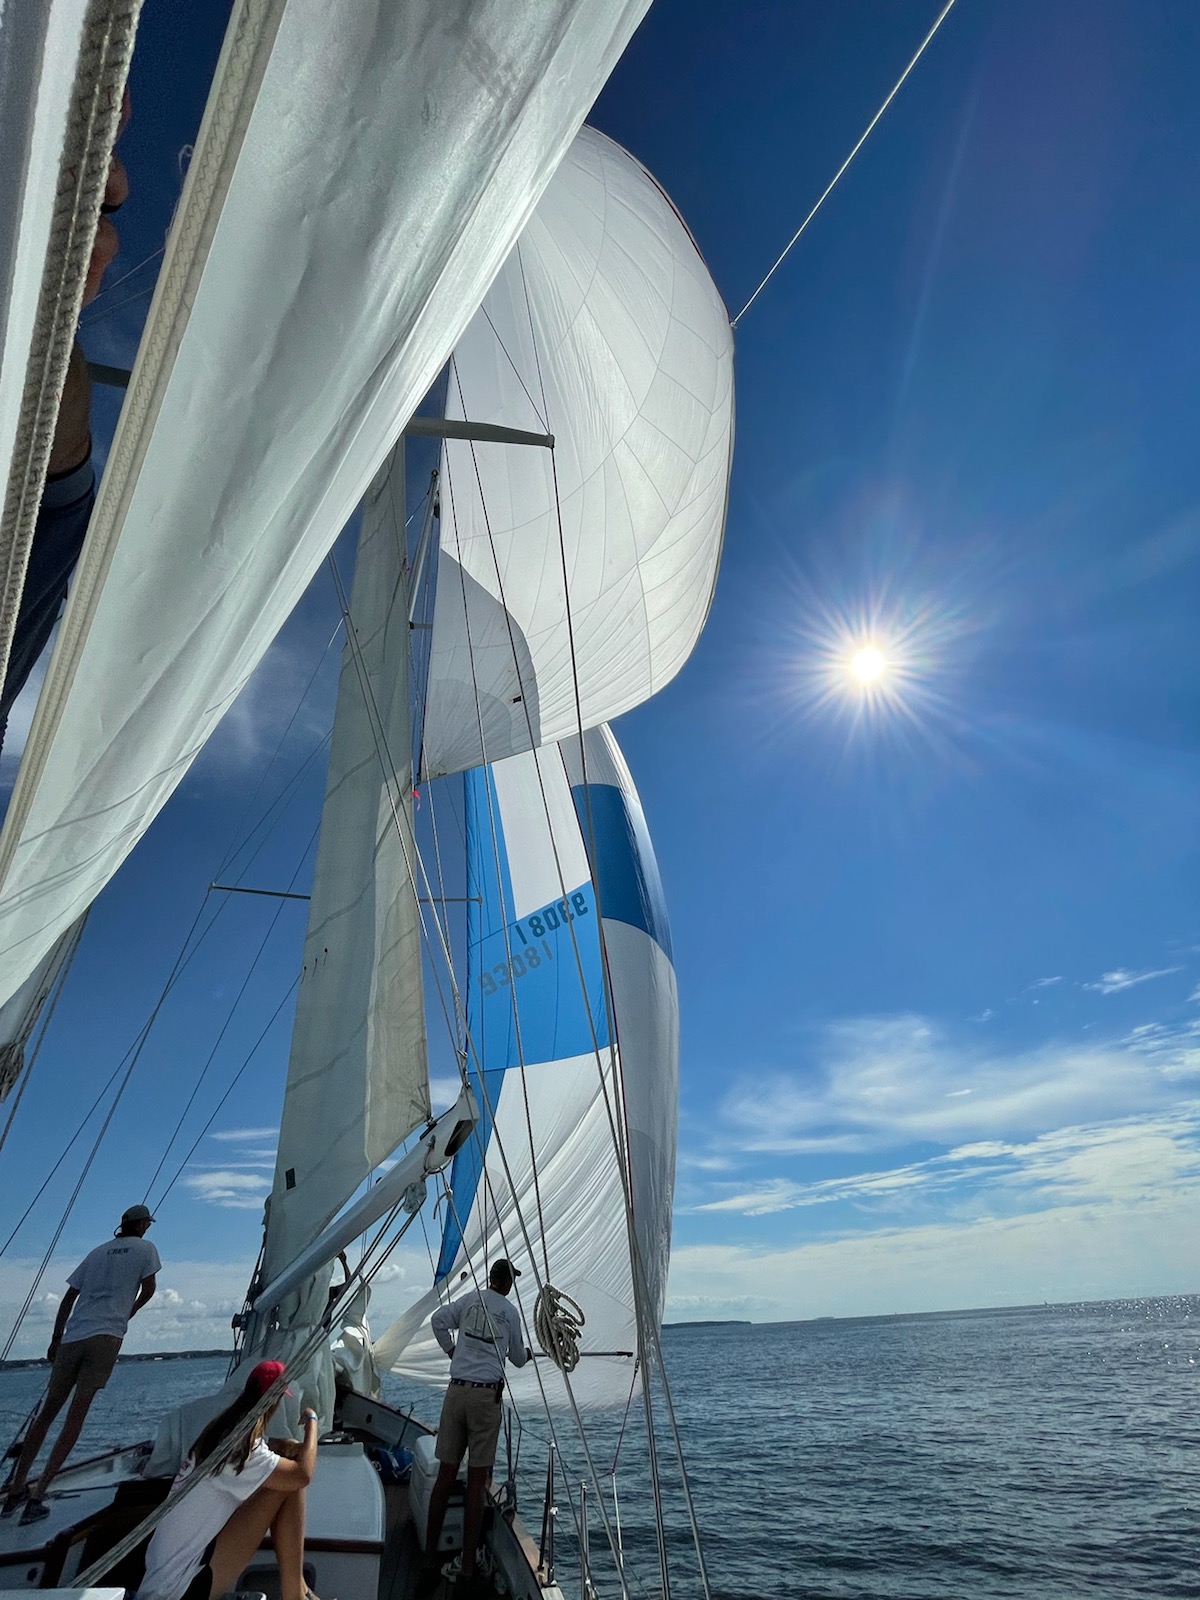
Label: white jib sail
xmin=0 ymin=0 xmax=654 ymax=1012
xmin=373 ymin=724 xmax=678 ymax=1409
xmin=419 ymin=126 xmax=735 ymax=781
xmin=263 ymin=450 xmax=428 ymax=1287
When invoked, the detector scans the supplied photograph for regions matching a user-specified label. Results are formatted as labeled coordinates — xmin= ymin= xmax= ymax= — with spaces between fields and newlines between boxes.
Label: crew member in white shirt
xmin=418 ymin=1258 xmax=532 ymax=1597
xmin=2 ymin=1202 xmax=161 ymax=1522
xmin=137 ymin=1359 xmax=322 ymax=1600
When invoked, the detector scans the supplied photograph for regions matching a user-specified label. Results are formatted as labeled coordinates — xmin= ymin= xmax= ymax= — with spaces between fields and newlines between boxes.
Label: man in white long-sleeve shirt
xmin=418 ymin=1259 xmax=531 ymax=1597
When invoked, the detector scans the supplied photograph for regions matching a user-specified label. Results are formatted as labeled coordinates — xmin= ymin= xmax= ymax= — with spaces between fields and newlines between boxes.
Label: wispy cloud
xmin=691 ymin=1109 xmax=1200 ymax=1218
xmin=718 ymin=1014 xmax=1196 ymax=1156
xmin=1083 ymin=967 xmax=1181 ymax=995
xmin=1029 ymin=976 xmax=1063 ymax=990
xmin=210 ymin=1126 xmax=278 ymax=1143
xmin=183 ymin=1170 xmax=270 ymax=1211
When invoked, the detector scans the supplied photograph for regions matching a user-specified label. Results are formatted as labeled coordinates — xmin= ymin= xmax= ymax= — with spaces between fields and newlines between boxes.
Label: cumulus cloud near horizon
xmin=673 ymin=1008 xmax=1200 ymax=1312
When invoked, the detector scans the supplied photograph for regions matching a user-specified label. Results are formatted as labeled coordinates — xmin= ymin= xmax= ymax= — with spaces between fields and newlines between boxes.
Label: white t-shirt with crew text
xmin=65 ymin=1236 xmax=161 ymax=1342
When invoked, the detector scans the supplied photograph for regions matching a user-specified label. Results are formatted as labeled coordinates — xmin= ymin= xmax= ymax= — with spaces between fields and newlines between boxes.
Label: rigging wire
xmin=730 ymin=0 xmax=960 ymax=327
xmin=143 ymin=819 xmax=320 ymax=1202
xmin=324 ymin=425 xmax=654 ymax=1594
xmin=325 ymin=532 xmax=620 ymax=1560
xmin=151 ymin=971 xmax=301 ymax=1211
xmin=0 ymin=892 xmax=220 ymax=1261
xmin=1 ymin=630 xmax=334 ymax=1347
xmin=80 ymin=244 xmax=163 ymax=320
xmin=513 ymin=244 xmax=704 ymax=1599
xmin=429 ymin=316 xmax=689 ymax=1593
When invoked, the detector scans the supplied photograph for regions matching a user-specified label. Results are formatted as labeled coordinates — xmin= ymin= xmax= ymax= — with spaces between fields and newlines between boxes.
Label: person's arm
xmin=130 ymin=1273 xmax=157 ymax=1318
xmin=506 ymin=1306 xmax=531 ymax=1368
xmin=47 ymin=1287 xmax=79 ymax=1361
xmin=431 ymin=1299 xmax=460 ymax=1358
xmin=46 ymin=95 xmax=130 ymax=478
xmin=265 ymin=1408 xmax=318 ymax=1490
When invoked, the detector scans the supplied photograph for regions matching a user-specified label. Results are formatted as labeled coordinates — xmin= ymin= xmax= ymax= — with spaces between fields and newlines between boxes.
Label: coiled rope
xmin=534 ymin=1284 xmax=585 ymax=1373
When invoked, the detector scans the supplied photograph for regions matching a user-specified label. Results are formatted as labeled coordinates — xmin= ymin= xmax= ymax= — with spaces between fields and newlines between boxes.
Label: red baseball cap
xmin=248 ymin=1359 xmax=291 ymax=1398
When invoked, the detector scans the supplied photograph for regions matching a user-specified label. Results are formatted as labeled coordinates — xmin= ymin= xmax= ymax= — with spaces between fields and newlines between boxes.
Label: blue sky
xmin=5 ymin=0 xmax=1200 ymax=1352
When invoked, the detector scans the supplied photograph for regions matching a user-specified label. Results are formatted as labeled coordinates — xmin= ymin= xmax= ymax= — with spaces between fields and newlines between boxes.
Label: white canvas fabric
xmin=373 ymin=726 xmax=678 ymax=1408
xmin=420 ymin=127 xmax=735 ymax=779
xmin=0 ymin=0 xmax=653 ymax=1012
xmin=0 ymin=915 xmax=83 ymax=1099
xmin=263 ymin=454 xmax=428 ymax=1284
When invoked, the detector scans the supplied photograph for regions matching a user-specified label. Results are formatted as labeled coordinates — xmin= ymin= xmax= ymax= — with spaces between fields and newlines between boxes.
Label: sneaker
xmin=19 ymin=1497 xmax=49 ymax=1526
xmin=1 ymin=1488 xmax=27 ymax=1519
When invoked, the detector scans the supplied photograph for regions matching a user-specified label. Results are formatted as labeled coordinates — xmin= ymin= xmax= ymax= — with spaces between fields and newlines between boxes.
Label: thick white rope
xmin=0 ymin=0 xmax=142 ymax=694
xmin=534 ymin=1284 xmax=585 ymax=1374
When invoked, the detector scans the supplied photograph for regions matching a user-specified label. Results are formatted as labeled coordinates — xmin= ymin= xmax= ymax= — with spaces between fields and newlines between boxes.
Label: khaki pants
xmin=435 ymin=1380 xmax=503 ymax=1469
xmin=45 ymin=1334 xmax=121 ymax=1404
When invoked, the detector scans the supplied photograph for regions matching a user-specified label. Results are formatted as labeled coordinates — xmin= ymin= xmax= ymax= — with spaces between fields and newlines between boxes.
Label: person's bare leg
xmin=30 ymin=1387 xmax=99 ymax=1499
xmin=209 ymin=1485 xmax=290 ymax=1600
xmin=459 ymin=1466 xmax=489 ymax=1578
xmin=268 ymin=1485 xmax=309 ymax=1600
xmin=416 ymin=1462 xmax=461 ymax=1595
xmin=424 ymin=1461 xmax=460 ymax=1559
xmin=4 ymin=1386 xmax=70 ymax=1501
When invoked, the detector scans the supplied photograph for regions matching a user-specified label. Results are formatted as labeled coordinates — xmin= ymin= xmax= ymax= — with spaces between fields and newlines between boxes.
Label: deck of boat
xmin=0 ymin=1392 xmax=561 ymax=1600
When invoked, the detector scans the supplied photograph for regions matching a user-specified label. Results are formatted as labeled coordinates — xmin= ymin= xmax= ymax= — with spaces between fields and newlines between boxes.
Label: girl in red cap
xmin=137 ymin=1360 xmax=323 ymax=1600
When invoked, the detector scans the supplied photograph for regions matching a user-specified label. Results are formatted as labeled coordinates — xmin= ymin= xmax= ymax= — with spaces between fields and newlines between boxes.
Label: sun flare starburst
xmin=849 ymin=644 xmax=887 ymax=685
xmin=782 ymin=588 xmax=960 ymax=751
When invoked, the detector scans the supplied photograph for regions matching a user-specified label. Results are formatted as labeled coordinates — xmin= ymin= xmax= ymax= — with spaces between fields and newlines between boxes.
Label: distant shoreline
xmin=0 ymin=1348 xmax=229 ymax=1372
xmin=664 ymin=1319 xmax=752 ymax=1329
xmin=2 ymin=1295 xmax=1194 ymax=1367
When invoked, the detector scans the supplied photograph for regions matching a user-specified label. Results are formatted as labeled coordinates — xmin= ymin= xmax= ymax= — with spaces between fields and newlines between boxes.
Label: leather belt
xmin=450 ymin=1377 xmax=502 ymax=1388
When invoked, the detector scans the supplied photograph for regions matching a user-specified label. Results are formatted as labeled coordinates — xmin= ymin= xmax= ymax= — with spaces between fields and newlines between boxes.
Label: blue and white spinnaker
xmin=373 ymin=723 xmax=677 ymax=1408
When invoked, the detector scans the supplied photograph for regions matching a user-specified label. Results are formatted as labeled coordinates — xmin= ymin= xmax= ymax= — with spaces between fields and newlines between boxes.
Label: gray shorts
xmin=435 ymin=1380 xmax=503 ymax=1469
xmin=46 ymin=1334 xmax=121 ymax=1403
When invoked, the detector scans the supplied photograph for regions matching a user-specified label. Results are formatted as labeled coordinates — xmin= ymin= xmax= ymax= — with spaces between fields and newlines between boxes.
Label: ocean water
xmin=3 ymin=1298 xmax=1200 ymax=1598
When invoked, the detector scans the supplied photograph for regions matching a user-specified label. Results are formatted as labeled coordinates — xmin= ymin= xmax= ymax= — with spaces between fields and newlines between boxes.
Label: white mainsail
xmin=419 ymin=126 xmax=735 ymax=781
xmin=262 ymin=451 xmax=428 ymax=1287
xmin=372 ymin=725 xmax=678 ymax=1409
xmin=0 ymin=0 xmax=654 ymax=1013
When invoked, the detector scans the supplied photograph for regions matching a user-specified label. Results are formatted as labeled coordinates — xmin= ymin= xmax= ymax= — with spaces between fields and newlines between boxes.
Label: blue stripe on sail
xmin=436 ymin=766 xmax=611 ymax=1282
xmin=571 ymin=782 xmax=673 ymax=961
xmin=437 ymin=767 xmax=506 ymax=1281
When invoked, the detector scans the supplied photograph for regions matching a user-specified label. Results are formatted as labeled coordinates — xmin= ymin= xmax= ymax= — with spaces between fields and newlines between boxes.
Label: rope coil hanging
xmin=534 ymin=1284 xmax=585 ymax=1373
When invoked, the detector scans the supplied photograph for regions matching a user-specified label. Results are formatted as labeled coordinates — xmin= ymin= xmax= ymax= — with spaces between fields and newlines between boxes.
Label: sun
xmin=849 ymin=644 xmax=887 ymax=685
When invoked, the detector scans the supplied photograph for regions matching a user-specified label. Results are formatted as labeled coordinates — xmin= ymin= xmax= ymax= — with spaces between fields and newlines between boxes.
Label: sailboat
xmin=0 ymin=6 xmax=734 ymax=1596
